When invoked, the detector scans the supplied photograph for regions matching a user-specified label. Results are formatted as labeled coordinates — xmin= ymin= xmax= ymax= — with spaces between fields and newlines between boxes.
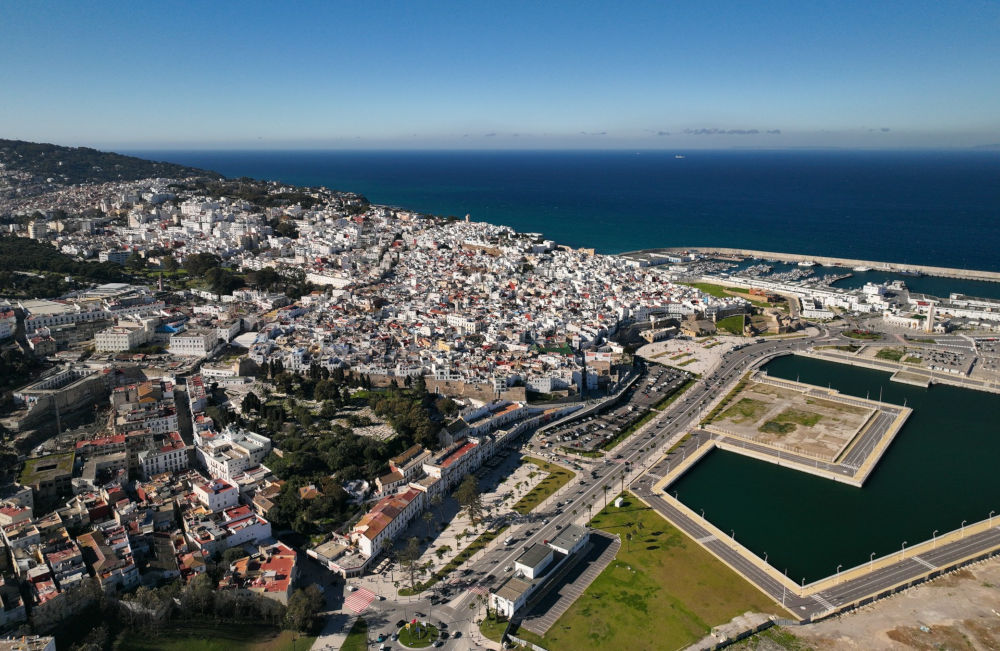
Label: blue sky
xmin=2 ymin=1 xmax=999 ymax=149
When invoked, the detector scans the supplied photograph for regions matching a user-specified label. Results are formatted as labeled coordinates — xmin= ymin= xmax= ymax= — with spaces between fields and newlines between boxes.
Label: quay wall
xmin=625 ymin=247 xmax=1000 ymax=283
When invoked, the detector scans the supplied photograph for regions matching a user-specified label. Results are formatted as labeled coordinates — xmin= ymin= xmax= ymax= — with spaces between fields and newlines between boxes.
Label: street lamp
xmin=763 ymin=551 xmax=768 ymax=564
xmin=836 ymin=564 xmax=842 ymax=582
xmin=900 ymin=541 xmax=907 ymax=560
xmin=991 ymin=510 xmax=996 ymax=527
xmin=870 ymin=552 xmax=876 ymax=572
xmin=962 ymin=520 xmax=967 ymax=537
xmin=933 ymin=529 xmax=938 ymax=548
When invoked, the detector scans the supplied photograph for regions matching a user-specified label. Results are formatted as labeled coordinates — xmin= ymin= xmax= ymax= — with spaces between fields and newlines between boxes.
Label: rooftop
xmin=19 ymin=452 xmax=75 ymax=483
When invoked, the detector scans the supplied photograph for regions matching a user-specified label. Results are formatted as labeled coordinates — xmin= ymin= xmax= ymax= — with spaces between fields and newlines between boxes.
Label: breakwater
xmin=628 ymin=247 xmax=1000 ymax=283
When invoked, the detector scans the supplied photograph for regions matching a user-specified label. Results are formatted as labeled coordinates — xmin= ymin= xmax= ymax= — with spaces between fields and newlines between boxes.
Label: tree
xmin=184 ymin=252 xmax=221 ymax=276
xmin=125 ymin=252 xmax=146 ymax=271
xmin=319 ymin=400 xmax=338 ymax=420
xmin=241 ymin=391 xmax=262 ymax=414
xmin=625 ymin=531 xmax=633 ymax=552
xmin=162 ymin=256 xmax=180 ymax=272
xmin=221 ymin=546 xmax=249 ymax=568
xmin=181 ymin=572 xmax=215 ymax=614
xmin=399 ymin=537 xmax=422 ymax=591
xmin=455 ymin=474 xmax=483 ymax=526
xmin=285 ymin=584 xmax=323 ymax=632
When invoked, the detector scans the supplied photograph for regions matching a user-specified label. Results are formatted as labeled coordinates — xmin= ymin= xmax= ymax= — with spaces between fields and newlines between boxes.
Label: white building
xmin=138 ymin=432 xmax=189 ymax=479
xmin=193 ymin=479 xmax=240 ymax=513
xmin=94 ymin=324 xmax=151 ymax=352
xmin=168 ymin=329 xmax=218 ymax=357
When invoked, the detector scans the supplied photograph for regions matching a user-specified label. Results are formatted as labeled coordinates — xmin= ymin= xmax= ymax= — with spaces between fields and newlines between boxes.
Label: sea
xmin=132 ymin=149 xmax=1000 ymax=297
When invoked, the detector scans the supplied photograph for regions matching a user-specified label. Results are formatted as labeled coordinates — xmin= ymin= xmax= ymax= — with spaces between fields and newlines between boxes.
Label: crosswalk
xmin=812 ymin=593 xmax=836 ymax=611
xmin=344 ymin=587 xmax=376 ymax=613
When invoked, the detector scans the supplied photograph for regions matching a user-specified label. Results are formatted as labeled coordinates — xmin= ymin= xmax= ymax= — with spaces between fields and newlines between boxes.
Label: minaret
xmin=925 ymin=301 xmax=935 ymax=333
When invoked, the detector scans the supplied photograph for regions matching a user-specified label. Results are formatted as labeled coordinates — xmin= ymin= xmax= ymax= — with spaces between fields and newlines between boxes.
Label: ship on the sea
xmin=853 ymin=266 xmax=872 ymax=272
xmin=898 ymin=269 xmax=923 ymax=277
xmin=797 ymin=260 xmax=816 ymax=267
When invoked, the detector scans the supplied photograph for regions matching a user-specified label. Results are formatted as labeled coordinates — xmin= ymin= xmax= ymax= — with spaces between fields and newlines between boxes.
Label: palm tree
xmin=423 ymin=511 xmax=434 ymax=538
xmin=603 ymin=484 xmax=611 ymax=508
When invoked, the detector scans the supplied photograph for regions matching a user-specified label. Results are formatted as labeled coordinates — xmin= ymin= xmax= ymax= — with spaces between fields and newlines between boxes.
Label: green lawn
xmin=875 ymin=348 xmax=905 ymax=362
xmin=843 ymin=329 xmax=881 ymax=340
xmin=397 ymin=623 xmax=439 ymax=648
xmin=479 ymin=615 xmax=510 ymax=642
xmin=341 ymin=618 xmax=368 ymax=651
xmin=683 ymin=282 xmax=731 ymax=298
xmin=516 ymin=493 xmax=781 ymax=651
xmin=513 ymin=458 xmax=575 ymax=514
xmin=717 ymin=314 xmax=746 ymax=335
xmin=118 ymin=622 xmax=314 ymax=651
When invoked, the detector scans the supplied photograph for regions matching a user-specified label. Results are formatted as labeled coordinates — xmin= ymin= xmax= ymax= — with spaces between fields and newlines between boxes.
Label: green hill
xmin=0 ymin=138 xmax=221 ymax=187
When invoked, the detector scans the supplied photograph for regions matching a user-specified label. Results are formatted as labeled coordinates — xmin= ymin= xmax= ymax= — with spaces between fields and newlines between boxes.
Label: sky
xmin=2 ymin=1 xmax=999 ymax=149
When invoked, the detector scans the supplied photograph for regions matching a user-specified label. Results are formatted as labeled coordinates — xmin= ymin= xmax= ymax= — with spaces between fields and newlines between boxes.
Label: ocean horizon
xmin=129 ymin=148 xmax=1000 ymax=273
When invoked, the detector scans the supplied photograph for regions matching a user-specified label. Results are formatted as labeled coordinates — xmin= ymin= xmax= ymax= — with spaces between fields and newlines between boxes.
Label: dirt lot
xmin=709 ymin=381 xmax=871 ymax=461
xmin=791 ymin=558 xmax=1000 ymax=649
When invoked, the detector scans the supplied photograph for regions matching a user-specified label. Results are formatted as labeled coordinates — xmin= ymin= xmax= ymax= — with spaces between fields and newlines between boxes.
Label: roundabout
xmin=396 ymin=621 xmax=440 ymax=648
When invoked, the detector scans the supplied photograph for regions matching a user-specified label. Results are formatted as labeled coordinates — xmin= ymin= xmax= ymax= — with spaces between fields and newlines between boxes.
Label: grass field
xmin=118 ymin=622 xmax=314 ymax=651
xmin=479 ymin=615 xmax=509 ymax=642
xmin=844 ymin=329 xmax=882 ymax=340
xmin=341 ymin=619 xmax=368 ymax=651
xmin=684 ymin=282 xmax=731 ymax=298
xmin=718 ymin=397 xmax=769 ymax=424
xmin=759 ymin=421 xmax=796 ymax=435
xmin=773 ymin=408 xmax=822 ymax=427
xmin=875 ymin=348 xmax=905 ymax=362
xmin=716 ymin=314 xmax=746 ymax=335
xmin=513 ymin=457 xmax=575 ymax=514
xmin=516 ymin=493 xmax=779 ymax=651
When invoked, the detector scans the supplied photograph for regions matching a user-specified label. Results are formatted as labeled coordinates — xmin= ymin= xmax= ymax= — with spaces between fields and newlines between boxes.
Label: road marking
xmin=812 ymin=593 xmax=836 ymax=611
xmin=695 ymin=534 xmax=716 ymax=544
xmin=912 ymin=555 xmax=936 ymax=570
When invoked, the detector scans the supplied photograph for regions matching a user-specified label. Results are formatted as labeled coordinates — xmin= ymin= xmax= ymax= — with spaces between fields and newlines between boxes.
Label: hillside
xmin=0 ymin=138 xmax=221 ymax=196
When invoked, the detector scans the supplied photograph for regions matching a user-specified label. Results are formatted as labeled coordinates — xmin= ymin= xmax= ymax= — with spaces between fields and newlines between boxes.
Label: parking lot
xmin=541 ymin=366 xmax=687 ymax=454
